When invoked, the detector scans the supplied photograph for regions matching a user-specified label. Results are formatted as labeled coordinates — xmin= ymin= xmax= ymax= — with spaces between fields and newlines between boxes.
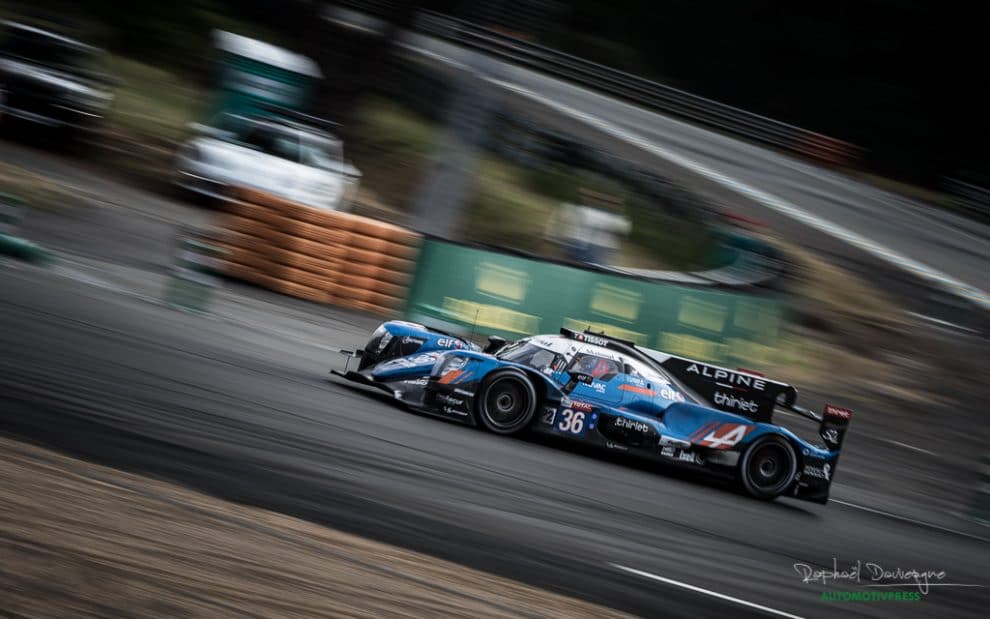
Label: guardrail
xmin=406 ymin=9 xmax=862 ymax=169
xmin=945 ymin=178 xmax=990 ymax=222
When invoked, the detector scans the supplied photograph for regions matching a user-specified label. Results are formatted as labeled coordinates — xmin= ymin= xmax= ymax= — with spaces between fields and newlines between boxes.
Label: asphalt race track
xmin=2 ymin=264 xmax=987 ymax=619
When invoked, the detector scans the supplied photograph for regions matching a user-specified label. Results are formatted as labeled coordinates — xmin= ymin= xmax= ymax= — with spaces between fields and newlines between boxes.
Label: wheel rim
xmin=483 ymin=378 xmax=529 ymax=429
xmin=495 ymin=392 xmax=515 ymax=412
xmin=747 ymin=442 xmax=792 ymax=492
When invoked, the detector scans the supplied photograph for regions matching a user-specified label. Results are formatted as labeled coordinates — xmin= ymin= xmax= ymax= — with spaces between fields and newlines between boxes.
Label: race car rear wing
xmin=646 ymin=353 xmax=795 ymax=423
xmin=818 ymin=404 xmax=853 ymax=451
xmin=646 ymin=351 xmax=853 ymax=450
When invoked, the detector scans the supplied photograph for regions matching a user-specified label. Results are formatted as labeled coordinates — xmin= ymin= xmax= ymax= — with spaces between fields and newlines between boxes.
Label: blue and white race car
xmin=332 ymin=321 xmax=853 ymax=502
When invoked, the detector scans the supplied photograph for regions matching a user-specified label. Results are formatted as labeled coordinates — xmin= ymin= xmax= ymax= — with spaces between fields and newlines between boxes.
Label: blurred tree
xmin=553 ymin=0 xmax=983 ymax=185
xmin=4 ymin=0 xmax=983 ymax=185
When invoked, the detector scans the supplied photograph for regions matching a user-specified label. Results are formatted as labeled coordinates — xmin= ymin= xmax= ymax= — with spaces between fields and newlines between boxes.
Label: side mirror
xmin=562 ymin=371 xmax=594 ymax=394
xmin=483 ymin=335 xmax=507 ymax=354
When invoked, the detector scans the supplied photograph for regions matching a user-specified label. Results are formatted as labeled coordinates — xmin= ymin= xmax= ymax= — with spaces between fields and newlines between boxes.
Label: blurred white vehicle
xmin=175 ymin=114 xmax=361 ymax=210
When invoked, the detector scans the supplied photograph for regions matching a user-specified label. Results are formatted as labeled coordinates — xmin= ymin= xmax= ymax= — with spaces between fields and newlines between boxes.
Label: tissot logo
xmin=686 ymin=363 xmax=767 ymax=391
xmin=713 ymin=391 xmax=759 ymax=414
xmin=575 ymin=333 xmax=608 ymax=346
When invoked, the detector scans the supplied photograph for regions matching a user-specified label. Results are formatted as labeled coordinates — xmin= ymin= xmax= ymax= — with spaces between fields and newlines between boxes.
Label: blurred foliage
xmin=352 ymin=96 xmax=714 ymax=268
xmin=105 ymin=56 xmax=204 ymax=143
xmin=0 ymin=0 xmax=288 ymax=77
xmin=462 ymin=161 xmax=560 ymax=254
xmin=353 ymin=97 xmax=437 ymax=161
xmin=348 ymin=97 xmax=438 ymax=210
xmin=2 ymin=0 xmax=984 ymax=185
xmin=625 ymin=196 xmax=716 ymax=269
xmin=519 ymin=166 xmax=582 ymax=204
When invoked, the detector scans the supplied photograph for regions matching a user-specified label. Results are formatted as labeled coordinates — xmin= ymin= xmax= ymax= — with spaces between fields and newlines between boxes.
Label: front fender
xmin=429 ymin=356 xmax=568 ymax=424
xmin=361 ymin=321 xmax=478 ymax=370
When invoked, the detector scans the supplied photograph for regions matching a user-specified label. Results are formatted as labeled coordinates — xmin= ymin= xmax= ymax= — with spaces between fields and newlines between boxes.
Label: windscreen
xmin=496 ymin=342 xmax=565 ymax=375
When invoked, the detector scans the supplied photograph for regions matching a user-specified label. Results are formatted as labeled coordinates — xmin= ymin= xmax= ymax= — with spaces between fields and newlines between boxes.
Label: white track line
xmin=610 ymin=564 xmax=807 ymax=619
xmin=482 ymin=77 xmax=990 ymax=312
xmin=829 ymin=499 xmax=990 ymax=543
xmin=909 ymin=312 xmax=981 ymax=334
xmin=877 ymin=438 xmax=937 ymax=457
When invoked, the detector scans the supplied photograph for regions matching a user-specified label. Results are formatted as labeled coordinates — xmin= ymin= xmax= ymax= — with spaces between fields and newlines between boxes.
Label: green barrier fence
xmin=971 ymin=454 xmax=990 ymax=524
xmin=163 ymin=234 xmax=225 ymax=314
xmin=0 ymin=193 xmax=52 ymax=265
xmin=404 ymin=239 xmax=784 ymax=366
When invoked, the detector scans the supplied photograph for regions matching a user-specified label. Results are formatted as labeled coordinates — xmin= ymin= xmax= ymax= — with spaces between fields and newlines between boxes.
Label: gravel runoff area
xmin=0 ymin=437 xmax=633 ymax=619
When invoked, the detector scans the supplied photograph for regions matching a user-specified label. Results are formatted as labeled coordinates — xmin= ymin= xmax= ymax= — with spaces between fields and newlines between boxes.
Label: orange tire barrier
xmin=220 ymin=229 xmax=258 ymax=251
xmin=224 ymin=262 xmax=262 ymax=283
xmin=275 ymin=265 xmax=336 ymax=291
xmin=332 ymin=286 xmax=404 ymax=311
xmin=217 ymin=189 xmax=421 ymax=314
xmin=334 ymin=274 xmax=406 ymax=299
xmin=226 ymin=247 xmax=276 ymax=274
xmin=346 ymin=233 xmax=421 ymax=260
xmin=349 ymin=218 xmax=419 ymax=246
xmin=268 ymin=279 xmax=333 ymax=304
xmin=274 ymin=250 xmax=342 ymax=277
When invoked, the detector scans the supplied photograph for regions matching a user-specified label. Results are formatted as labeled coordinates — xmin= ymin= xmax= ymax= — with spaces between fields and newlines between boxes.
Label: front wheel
xmin=738 ymin=435 xmax=798 ymax=500
xmin=476 ymin=370 xmax=537 ymax=435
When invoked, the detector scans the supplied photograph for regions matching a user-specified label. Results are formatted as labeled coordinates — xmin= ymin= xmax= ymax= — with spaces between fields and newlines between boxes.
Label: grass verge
xmin=0 ymin=162 xmax=87 ymax=212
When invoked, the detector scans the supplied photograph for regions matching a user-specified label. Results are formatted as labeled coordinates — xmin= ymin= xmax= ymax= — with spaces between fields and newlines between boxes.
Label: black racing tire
xmin=476 ymin=370 xmax=538 ymax=435
xmin=738 ymin=435 xmax=798 ymax=500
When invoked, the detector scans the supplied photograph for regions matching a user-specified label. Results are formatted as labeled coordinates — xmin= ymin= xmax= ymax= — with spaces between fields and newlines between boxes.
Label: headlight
xmin=376 ymin=331 xmax=393 ymax=353
xmin=437 ymin=355 xmax=468 ymax=375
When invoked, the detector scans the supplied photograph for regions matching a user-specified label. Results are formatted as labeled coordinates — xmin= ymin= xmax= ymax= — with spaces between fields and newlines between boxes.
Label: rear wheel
xmin=738 ymin=435 xmax=797 ymax=500
xmin=476 ymin=371 xmax=537 ymax=435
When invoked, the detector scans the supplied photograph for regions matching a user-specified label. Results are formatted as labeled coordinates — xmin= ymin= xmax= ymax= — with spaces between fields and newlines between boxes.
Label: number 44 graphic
xmin=698 ymin=424 xmax=751 ymax=449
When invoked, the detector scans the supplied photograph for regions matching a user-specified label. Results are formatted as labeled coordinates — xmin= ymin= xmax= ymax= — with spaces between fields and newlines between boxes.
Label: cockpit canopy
xmin=495 ymin=335 xmax=696 ymax=405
